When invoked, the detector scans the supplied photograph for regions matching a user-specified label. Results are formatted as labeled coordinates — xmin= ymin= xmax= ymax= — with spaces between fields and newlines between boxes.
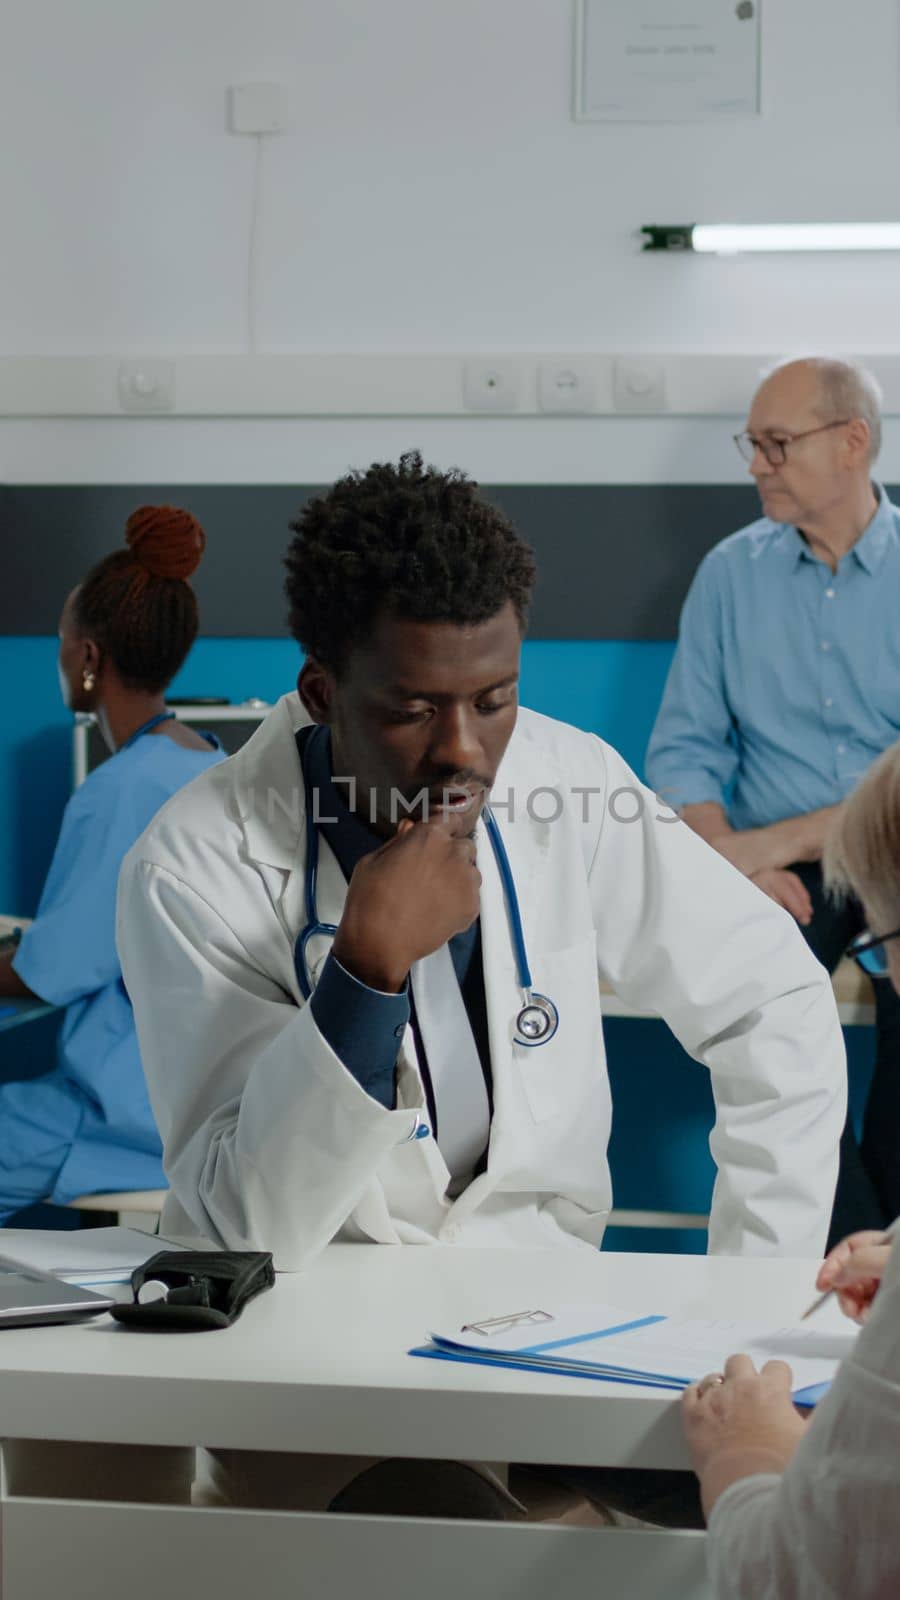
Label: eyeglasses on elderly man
xmin=733 ymin=417 xmax=854 ymax=466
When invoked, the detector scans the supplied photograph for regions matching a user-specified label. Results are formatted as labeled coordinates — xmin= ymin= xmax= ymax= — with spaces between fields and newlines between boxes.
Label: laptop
xmin=0 ymin=1256 xmax=114 ymax=1327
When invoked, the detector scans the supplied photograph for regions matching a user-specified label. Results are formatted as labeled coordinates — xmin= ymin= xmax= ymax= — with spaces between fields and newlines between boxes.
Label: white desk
xmin=0 ymin=1244 xmax=834 ymax=1600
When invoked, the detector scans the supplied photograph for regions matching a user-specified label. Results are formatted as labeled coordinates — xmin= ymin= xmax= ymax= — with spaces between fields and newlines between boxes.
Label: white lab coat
xmin=117 ymin=693 xmax=845 ymax=1270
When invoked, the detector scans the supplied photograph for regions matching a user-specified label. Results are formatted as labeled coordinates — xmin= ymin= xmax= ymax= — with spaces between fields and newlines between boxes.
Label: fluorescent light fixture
xmin=693 ymin=223 xmax=900 ymax=254
xmin=641 ymin=223 xmax=900 ymax=254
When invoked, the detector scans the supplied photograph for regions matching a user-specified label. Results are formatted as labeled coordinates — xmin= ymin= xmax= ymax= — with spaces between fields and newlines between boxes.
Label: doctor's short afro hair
xmin=283 ymin=451 xmax=537 ymax=675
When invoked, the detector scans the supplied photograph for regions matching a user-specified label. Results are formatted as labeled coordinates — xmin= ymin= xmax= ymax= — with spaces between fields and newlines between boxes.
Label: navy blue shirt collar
xmin=297 ymin=724 xmax=380 ymax=882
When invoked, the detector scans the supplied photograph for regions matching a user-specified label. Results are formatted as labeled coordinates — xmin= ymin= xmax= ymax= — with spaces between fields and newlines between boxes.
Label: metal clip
xmin=461 ymin=1309 xmax=554 ymax=1337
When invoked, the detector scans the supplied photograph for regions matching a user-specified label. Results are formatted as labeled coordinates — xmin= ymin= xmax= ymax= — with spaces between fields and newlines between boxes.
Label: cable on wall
xmin=226 ymin=83 xmax=289 ymax=355
xmin=246 ymin=133 xmax=264 ymax=354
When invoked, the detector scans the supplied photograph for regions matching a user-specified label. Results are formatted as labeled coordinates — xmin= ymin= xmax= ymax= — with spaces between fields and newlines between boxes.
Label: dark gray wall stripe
xmin=1 ymin=482 xmax=804 ymax=639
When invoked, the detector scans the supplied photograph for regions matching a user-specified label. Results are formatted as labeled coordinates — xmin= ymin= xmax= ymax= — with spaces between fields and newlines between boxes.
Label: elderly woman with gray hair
xmin=682 ymin=740 xmax=900 ymax=1598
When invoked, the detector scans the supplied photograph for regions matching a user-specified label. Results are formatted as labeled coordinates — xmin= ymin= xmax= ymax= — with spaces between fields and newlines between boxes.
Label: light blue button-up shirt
xmin=646 ymin=485 xmax=900 ymax=831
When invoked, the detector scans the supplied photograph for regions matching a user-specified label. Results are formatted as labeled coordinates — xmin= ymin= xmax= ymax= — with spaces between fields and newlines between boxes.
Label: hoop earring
xmin=82 ymin=671 xmax=96 ymax=693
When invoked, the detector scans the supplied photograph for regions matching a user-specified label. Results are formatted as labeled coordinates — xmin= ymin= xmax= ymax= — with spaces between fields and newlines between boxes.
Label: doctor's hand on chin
xmin=332 ymin=814 xmax=482 ymax=994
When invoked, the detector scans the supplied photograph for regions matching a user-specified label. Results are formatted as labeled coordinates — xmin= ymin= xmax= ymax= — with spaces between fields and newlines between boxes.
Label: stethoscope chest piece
xmin=514 ymin=991 xmax=559 ymax=1049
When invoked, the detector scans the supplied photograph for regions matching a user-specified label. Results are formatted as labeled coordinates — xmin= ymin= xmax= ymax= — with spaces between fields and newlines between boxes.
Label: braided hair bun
xmin=125 ymin=504 xmax=206 ymax=581
xmin=74 ymin=503 xmax=207 ymax=694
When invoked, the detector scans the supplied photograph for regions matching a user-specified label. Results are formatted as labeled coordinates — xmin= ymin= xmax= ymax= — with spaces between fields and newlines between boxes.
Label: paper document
xmin=413 ymin=1301 xmax=858 ymax=1404
xmin=575 ymin=0 xmax=761 ymax=123
xmin=0 ymin=1227 xmax=188 ymax=1286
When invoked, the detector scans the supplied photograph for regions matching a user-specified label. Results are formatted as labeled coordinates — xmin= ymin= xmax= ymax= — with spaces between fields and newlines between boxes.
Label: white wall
xmin=3 ymin=0 xmax=900 ymax=483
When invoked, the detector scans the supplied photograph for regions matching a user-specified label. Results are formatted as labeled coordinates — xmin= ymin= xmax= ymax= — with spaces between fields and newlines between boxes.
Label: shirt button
xmin=444 ymin=1224 xmax=461 ymax=1242
xmin=837 ymin=744 xmax=846 ymax=755
xmin=825 ymin=588 xmax=835 ymax=599
xmin=821 ymin=641 xmax=831 ymax=652
xmin=824 ymin=697 xmax=834 ymax=708
xmin=393 ymin=1023 xmax=405 ymax=1039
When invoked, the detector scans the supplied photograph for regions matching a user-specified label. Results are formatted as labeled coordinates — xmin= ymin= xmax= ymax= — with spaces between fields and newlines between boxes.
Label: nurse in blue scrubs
xmin=0 ymin=504 xmax=224 ymax=1219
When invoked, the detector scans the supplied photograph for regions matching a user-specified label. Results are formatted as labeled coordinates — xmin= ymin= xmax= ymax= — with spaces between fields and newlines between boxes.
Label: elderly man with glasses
xmin=647 ymin=356 xmax=900 ymax=1247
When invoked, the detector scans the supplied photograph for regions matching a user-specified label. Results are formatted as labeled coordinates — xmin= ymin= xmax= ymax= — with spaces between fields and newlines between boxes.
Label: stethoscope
xmin=120 ymin=711 xmax=177 ymax=750
xmin=292 ymin=735 xmax=559 ymax=1048
xmin=118 ymin=710 xmax=222 ymax=756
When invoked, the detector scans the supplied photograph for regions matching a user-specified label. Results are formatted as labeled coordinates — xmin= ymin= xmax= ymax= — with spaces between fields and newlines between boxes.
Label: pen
xmin=800 ymin=1215 xmax=900 ymax=1321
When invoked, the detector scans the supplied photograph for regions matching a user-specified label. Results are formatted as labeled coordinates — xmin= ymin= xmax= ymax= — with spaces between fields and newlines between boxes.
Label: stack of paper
xmin=0 ymin=1227 xmax=187 ymax=1287
xmin=411 ymin=1302 xmax=858 ymax=1406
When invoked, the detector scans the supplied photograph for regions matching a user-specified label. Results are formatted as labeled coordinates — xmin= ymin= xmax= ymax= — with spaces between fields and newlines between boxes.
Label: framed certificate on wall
xmin=574 ymin=0 xmax=761 ymax=122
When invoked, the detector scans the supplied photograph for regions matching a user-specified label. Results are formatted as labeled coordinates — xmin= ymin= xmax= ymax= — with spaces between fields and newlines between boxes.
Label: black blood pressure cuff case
xmin=110 ymin=1250 xmax=275 ymax=1331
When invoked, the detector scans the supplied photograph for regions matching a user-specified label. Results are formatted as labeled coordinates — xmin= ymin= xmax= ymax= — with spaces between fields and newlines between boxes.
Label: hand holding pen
xmin=802 ymin=1217 xmax=900 ymax=1324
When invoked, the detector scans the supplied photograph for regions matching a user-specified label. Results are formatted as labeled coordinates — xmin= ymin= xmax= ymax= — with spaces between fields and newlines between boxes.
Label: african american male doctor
xmin=117 ymin=454 xmax=845 ymax=1270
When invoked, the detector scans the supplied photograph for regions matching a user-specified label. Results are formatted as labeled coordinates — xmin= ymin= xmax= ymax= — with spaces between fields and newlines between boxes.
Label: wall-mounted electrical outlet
xmin=538 ymin=363 xmax=596 ymax=413
xmin=227 ymin=83 xmax=289 ymax=135
xmin=613 ymin=358 xmax=667 ymax=412
xmin=462 ymin=361 xmax=520 ymax=412
xmin=117 ymin=360 xmax=175 ymax=413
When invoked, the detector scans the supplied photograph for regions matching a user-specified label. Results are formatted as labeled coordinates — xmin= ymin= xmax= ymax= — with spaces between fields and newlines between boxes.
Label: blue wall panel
xmin=0 ymin=635 xmax=675 ymax=913
xmin=0 ymin=633 xmax=868 ymax=1248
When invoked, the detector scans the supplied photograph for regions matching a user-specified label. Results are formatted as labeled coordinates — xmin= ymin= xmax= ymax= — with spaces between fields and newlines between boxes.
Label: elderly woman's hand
xmin=682 ymin=1353 xmax=809 ymax=1518
xmin=815 ymin=1229 xmax=893 ymax=1324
